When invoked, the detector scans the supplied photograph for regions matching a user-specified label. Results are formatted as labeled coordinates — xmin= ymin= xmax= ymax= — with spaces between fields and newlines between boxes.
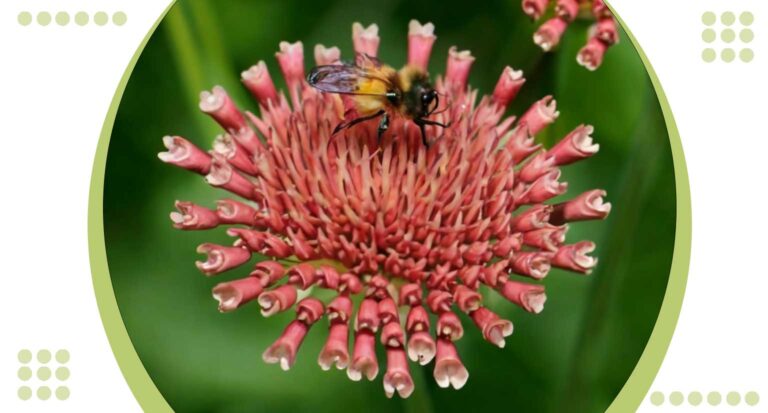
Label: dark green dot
xmin=37 ymin=349 xmax=51 ymax=363
xmin=37 ymin=386 xmax=51 ymax=401
xmin=650 ymin=391 xmax=664 ymax=406
xmin=37 ymin=12 xmax=51 ymax=26
xmin=18 ymin=349 xmax=32 ymax=363
xmin=55 ymin=12 xmax=69 ymax=26
xmin=94 ymin=11 xmax=108 ymax=26
xmin=18 ymin=367 xmax=33 ymax=381
xmin=18 ymin=12 xmax=32 ymax=26
xmin=688 ymin=391 xmax=703 ymax=406
xmin=669 ymin=391 xmax=684 ymax=406
xmin=75 ymin=12 xmax=89 ymax=26
xmin=708 ymin=391 xmax=722 ymax=406
xmin=18 ymin=386 xmax=32 ymax=401
xmin=55 ymin=386 xmax=70 ymax=400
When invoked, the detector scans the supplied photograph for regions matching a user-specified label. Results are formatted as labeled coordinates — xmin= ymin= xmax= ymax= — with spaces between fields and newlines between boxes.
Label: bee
xmin=307 ymin=54 xmax=448 ymax=146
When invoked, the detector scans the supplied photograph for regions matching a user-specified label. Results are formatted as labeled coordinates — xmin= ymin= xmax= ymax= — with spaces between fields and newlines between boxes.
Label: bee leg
xmin=332 ymin=110 xmax=386 ymax=135
xmin=414 ymin=119 xmax=429 ymax=147
xmin=417 ymin=119 xmax=451 ymax=129
xmin=377 ymin=113 xmax=389 ymax=143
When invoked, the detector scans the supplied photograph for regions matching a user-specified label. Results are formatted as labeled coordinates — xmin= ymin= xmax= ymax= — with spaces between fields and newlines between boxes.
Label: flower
xmin=159 ymin=19 xmax=611 ymax=398
xmin=523 ymin=0 xmax=619 ymax=70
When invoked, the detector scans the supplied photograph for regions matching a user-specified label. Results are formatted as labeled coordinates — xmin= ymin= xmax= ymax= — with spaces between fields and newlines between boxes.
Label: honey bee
xmin=307 ymin=54 xmax=448 ymax=146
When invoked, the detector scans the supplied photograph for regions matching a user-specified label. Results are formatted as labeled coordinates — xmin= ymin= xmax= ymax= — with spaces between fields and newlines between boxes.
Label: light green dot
xmin=722 ymin=29 xmax=736 ymax=43
xmin=55 ymin=386 xmax=70 ymax=401
xmin=702 ymin=29 xmax=716 ymax=43
xmin=702 ymin=11 xmax=716 ymax=26
xmin=669 ymin=391 xmax=684 ymax=406
xmin=727 ymin=392 xmax=741 ymax=406
xmin=18 ymin=367 xmax=33 ymax=381
xmin=38 ymin=349 xmax=51 ymax=363
xmin=37 ymin=386 xmax=51 ymax=401
xmin=55 ymin=367 xmax=70 ymax=381
xmin=688 ymin=391 xmax=703 ymax=406
xmin=740 ymin=29 xmax=754 ymax=43
xmin=37 ymin=366 xmax=52 ymax=381
xmin=55 ymin=349 xmax=70 ymax=364
xmin=650 ymin=391 xmax=665 ymax=406
xmin=75 ymin=12 xmax=89 ymax=26
xmin=722 ymin=48 xmax=736 ymax=62
xmin=740 ymin=12 xmax=754 ymax=26
xmin=37 ymin=12 xmax=51 ymax=26
xmin=94 ymin=11 xmax=108 ymax=26
xmin=113 ymin=12 xmax=127 ymax=26
xmin=55 ymin=12 xmax=69 ymax=26
xmin=722 ymin=11 xmax=736 ymax=26
xmin=702 ymin=48 xmax=716 ymax=63
xmin=745 ymin=391 xmax=759 ymax=406
xmin=18 ymin=386 xmax=32 ymax=401
xmin=18 ymin=349 xmax=32 ymax=363
xmin=18 ymin=11 xmax=32 ymax=26
xmin=740 ymin=48 xmax=754 ymax=63
xmin=708 ymin=391 xmax=722 ymax=406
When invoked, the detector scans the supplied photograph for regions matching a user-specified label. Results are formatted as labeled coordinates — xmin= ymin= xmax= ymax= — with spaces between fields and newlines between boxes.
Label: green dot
xmin=740 ymin=12 xmax=754 ymax=26
xmin=55 ymin=386 xmax=70 ymax=401
xmin=18 ymin=11 xmax=32 ymax=26
xmin=688 ymin=391 xmax=703 ymax=406
xmin=740 ymin=48 xmax=754 ymax=63
xmin=727 ymin=392 xmax=741 ymax=406
xmin=37 ymin=12 xmax=51 ymax=26
xmin=722 ymin=48 xmax=736 ymax=62
xmin=55 ymin=12 xmax=69 ymax=26
xmin=38 ymin=349 xmax=51 ymax=363
xmin=708 ymin=391 xmax=722 ymax=406
xmin=18 ymin=386 xmax=32 ymax=401
xmin=75 ymin=12 xmax=89 ymax=26
xmin=702 ymin=48 xmax=716 ymax=63
xmin=745 ymin=391 xmax=759 ymax=406
xmin=94 ymin=11 xmax=108 ymax=26
xmin=55 ymin=367 xmax=70 ymax=381
xmin=18 ymin=367 xmax=33 ymax=381
xmin=702 ymin=11 xmax=716 ymax=26
xmin=669 ymin=391 xmax=684 ymax=406
xmin=37 ymin=366 xmax=52 ymax=381
xmin=37 ymin=386 xmax=52 ymax=400
xmin=740 ymin=29 xmax=754 ymax=43
xmin=722 ymin=11 xmax=736 ymax=26
xmin=702 ymin=29 xmax=716 ymax=43
xmin=18 ymin=349 xmax=32 ymax=363
xmin=650 ymin=391 xmax=665 ymax=406
xmin=55 ymin=349 xmax=70 ymax=364
xmin=722 ymin=29 xmax=736 ymax=43
xmin=113 ymin=12 xmax=127 ymax=26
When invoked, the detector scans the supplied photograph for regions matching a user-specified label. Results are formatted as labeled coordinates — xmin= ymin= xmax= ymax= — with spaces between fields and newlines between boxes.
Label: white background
xmin=0 ymin=0 xmax=765 ymax=411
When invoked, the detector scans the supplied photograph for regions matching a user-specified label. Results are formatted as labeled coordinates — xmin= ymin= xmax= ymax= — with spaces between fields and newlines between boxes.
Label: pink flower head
xmin=160 ymin=20 xmax=610 ymax=397
xmin=523 ymin=0 xmax=620 ymax=70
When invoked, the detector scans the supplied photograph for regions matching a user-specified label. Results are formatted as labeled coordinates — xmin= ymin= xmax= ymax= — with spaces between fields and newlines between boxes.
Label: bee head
xmin=421 ymin=89 xmax=438 ymax=115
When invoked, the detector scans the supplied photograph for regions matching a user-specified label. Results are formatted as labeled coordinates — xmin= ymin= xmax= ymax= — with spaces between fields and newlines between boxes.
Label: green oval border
xmin=87 ymin=2 xmax=690 ymax=412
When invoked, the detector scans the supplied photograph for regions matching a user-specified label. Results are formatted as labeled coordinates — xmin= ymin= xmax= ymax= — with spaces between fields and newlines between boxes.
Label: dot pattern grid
xmin=701 ymin=11 xmax=754 ymax=63
xmin=17 ymin=11 xmax=127 ymax=26
xmin=17 ymin=349 xmax=70 ymax=401
xmin=649 ymin=391 xmax=760 ymax=407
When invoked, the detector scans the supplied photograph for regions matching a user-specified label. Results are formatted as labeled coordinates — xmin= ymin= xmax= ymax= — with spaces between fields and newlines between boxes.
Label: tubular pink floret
xmin=314 ymin=44 xmax=341 ymax=66
xmin=596 ymin=18 xmax=619 ymax=45
xmin=216 ymin=198 xmax=258 ymax=226
xmin=522 ymin=0 xmax=550 ymax=20
xmin=383 ymin=347 xmax=414 ymax=399
xmin=316 ymin=266 xmax=340 ymax=290
xmin=263 ymin=320 xmax=310 ymax=371
xmin=355 ymin=298 xmax=381 ymax=332
xmin=318 ymin=322 xmax=350 ymax=370
xmin=592 ymin=0 xmax=611 ymax=18
xmin=519 ymin=169 xmax=568 ymax=204
xmin=212 ymin=134 xmax=258 ymax=175
xmin=327 ymin=295 xmax=353 ymax=322
xmin=287 ymin=263 xmax=318 ymax=289
xmin=352 ymin=22 xmax=380 ymax=57
xmin=555 ymin=0 xmax=579 ymax=21
xmin=509 ymin=251 xmax=552 ymax=279
xmin=407 ymin=331 xmax=436 ymax=365
xmin=205 ymin=155 xmax=257 ymax=200
xmin=199 ymin=86 xmax=247 ymax=131
xmin=434 ymin=338 xmax=469 ymax=390
xmin=378 ymin=298 xmax=399 ymax=325
xmin=470 ymin=307 xmax=514 ymax=348
xmin=195 ymin=244 xmax=251 ymax=276
xmin=158 ymin=135 xmax=212 ymax=175
xmin=548 ymin=124 xmax=599 ymax=165
xmin=498 ymin=280 xmax=547 ymax=314
xmin=453 ymin=285 xmax=482 ymax=313
xmin=534 ymin=17 xmax=569 ymax=52
xmin=437 ymin=311 xmax=464 ymax=341
xmin=275 ymin=41 xmax=305 ymax=95
xmin=577 ymin=36 xmax=608 ymax=71
xmin=348 ymin=330 xmax=379 ymax=381
xmin=296 ymin=297 xmax=325 ymax=324
xmin=258 ymin=284 xmax=298 ymax=317
xmin=241 ymin=61 xmax=279 ymax=106
xmin=551 ymin=241 xmax=598 ymax=274
xmin=522 ymin=225 xmax=568 ymax=251
xmin=492 ymin=66 xmax=526 ymax=108
xmin=250 ymin=260 xmax=286 ymax=287
xmin=212 ymin=276 xmax=264 ymax=312
xmin=550 ymin=189 xmax=611 ymax=224
xmin=407 ymin=20 xmax=436 ymax=71
xmin=445 ymin=47 xmax=475 ymax=91
xmin=427 ymin=290 xmax=452 ymax=314
xmin=381 ymin=321 xmax=405 ymax=347
xmin=518 ymin=153 xmax=557 ymax=183
xmin=511 ymin=204 xmax=552 ymax=232
xmin=171 ymin=201 xmax=220 ymax=230
xmin=519 ymin=96 xmax=560 ymax=136
xmin=406 ymin=305 xmax=430 ymax=333
xmin=399 ymin=283 xmax=423 ymax=306
xmin=493 ymin=233 xmax=523 ymax=258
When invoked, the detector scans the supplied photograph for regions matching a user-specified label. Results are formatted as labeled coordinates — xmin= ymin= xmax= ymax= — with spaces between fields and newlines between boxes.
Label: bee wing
xmin=307 ymin=62 xmax=394 ymax=96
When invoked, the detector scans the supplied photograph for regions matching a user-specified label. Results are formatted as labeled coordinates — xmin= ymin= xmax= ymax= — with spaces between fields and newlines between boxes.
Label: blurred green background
xmin=104 ymin=0 xmax=676 ymax=412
